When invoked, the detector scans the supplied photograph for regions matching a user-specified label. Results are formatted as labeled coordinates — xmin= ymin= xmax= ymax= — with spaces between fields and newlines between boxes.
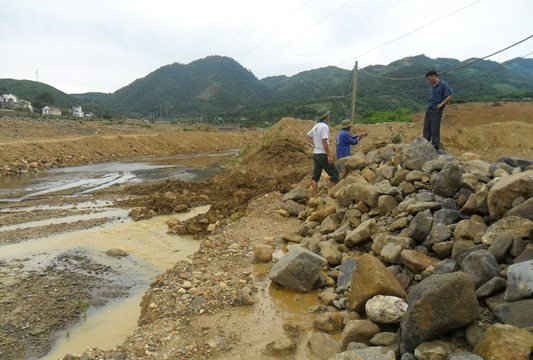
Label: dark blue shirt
xmin=428 ymin=80 xmax=453 ymax=110
xmin=336 ymin=129 xmax=359 ymax=159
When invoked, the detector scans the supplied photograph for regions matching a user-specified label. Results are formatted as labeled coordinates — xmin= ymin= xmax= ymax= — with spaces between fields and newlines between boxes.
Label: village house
xmin=42 ymin=106 xmax=62 ymax=117
xmin=72 ymin=105 xmax=84 ymax=118
xmin=0 ymin=94 xmax=33 ymax=112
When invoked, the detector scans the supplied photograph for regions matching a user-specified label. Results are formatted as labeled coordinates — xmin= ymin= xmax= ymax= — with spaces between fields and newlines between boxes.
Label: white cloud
xmin=1 ymin=0 xmax=531 ymax=93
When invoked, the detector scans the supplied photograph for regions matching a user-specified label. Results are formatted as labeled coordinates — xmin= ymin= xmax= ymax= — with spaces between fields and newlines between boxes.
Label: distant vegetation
xmin=1 ymin=55 xmax=533 ymax=124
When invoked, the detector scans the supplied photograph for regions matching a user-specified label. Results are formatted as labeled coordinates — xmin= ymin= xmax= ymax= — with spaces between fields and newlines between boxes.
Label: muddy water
xmin=0 ymin=151 xmax=235 ymax=359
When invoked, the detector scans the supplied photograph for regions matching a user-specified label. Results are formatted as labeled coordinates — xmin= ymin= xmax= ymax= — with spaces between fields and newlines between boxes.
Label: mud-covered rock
xmin=349 ymin=254 xmax=406 ymax=311
xmin=481 ymin=216 xmax=533 ymax=246
xmin=414 ymin=340 xmax=453 ymax=360
xmin=341 ymin=320 xmax=380 ymax=348
xmin=313 ymin=311 xmax=345 ymax=334
xmin=400 ymin=272 xmax=479 ymax=353
xmin=307 ymin=332 xmax=340 ymax=360
xmin=254 ymin=244 xmax=274 ymax=263
xmin=345 ymin=219 xmax=376 ymax=247
xmin=475 ymin=323 xmax=533 ymax=360
xmin=487 ymin=170 xmax=533 ymax=218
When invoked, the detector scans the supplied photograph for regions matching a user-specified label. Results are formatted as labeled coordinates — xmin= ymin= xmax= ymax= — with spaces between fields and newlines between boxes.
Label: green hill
xmin=3 ymin=54 xmax=533 ymax=123
xmin=0 ymin=79 xmax=76 ymax=109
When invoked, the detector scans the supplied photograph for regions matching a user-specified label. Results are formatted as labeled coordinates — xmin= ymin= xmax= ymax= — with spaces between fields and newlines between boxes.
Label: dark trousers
xmin=423 ymin=108 xmax=443 ymax=149
xmin=312 ymin=154 xmax=339 ymax=183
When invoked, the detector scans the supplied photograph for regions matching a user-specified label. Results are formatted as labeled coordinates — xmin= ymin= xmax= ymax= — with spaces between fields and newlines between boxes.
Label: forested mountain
xmin=3 ymin=54 xmax=533 ymax=123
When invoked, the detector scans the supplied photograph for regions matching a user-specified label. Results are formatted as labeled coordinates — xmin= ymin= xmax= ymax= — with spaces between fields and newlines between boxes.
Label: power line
xmin=359 ymin=34 xmax=533 ymax=81
xmin=353 ymin=0 xmax=484 ymax=60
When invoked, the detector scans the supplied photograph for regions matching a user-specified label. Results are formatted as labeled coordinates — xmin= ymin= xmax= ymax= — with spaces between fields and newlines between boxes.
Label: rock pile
xmin=272 ymin=138 xmax=533 ymax=359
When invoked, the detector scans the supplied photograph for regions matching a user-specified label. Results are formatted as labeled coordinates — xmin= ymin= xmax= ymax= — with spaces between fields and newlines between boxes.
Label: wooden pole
xmin=351 ymin=60 xmax=358 ymax=122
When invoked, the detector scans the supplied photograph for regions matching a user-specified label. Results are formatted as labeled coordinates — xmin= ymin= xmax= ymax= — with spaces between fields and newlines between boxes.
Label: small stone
xmin=504 ymin=259 xmax=533 ymax=301
xmin=475 ymin=277 xmax=506 ymax=298
xmin=254 ymin=244 xmax=274 ymax=263
xmin=365 ymin=295 xmax=408 ymax=324
xmin=341 ymin=320 xmax=380 ymax=349
xmin=105 ymin=248 xmax=128 ymax=257
xmin=401 ymin=249 xmax=440 ymax=273
xmin=414 ymin=340 xmax=453 ymax=360
xmin=313 ymin=312 xmax=345 ymax=334
xmin=264 ymin=337 xmax=297 ymax=356
xmin=369 ymin=332 xmax=398 ymax=346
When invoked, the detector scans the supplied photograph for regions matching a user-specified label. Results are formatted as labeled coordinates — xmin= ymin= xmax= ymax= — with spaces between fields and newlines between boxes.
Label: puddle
xmin=0 ymin=149 xmax=238 ymax=202
xmin=0 ymin=207 xmax=209 ymax=360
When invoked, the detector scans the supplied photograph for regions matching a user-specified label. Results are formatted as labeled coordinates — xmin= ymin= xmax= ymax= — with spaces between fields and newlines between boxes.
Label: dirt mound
xmin=121 ymin=120 xmax=313 ymax=235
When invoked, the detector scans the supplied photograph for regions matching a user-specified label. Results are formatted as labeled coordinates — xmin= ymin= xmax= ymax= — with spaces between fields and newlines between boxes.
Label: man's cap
xmin=340 ymin=119 xmax=352 ymax=128
xmin=319 ymin=111 xmax=331 ymax=120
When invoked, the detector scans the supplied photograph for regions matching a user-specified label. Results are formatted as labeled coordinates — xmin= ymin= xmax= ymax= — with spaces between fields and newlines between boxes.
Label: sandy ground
xmin=0 ymin=118 xmax=255 ymax=176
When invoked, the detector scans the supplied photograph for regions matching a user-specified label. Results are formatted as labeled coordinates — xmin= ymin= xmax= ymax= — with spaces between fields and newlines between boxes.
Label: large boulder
xmin=400 ymin=272 xmax=479 ymax=353
xmin=481 ymin=216 xmax=533 ymax=246
xmin=475 ymin=323 xmax=533 ymax=360
xmin=431 ymin=162 xmax=464 ymax=198
xmin=487 ymin=170 xmax=533 ymax=218
xmin=402 ymin=138 xmax=438 ymax=170
xmin=269 ymin=246 xmax=326 ymax=292
xmin=504 ymin=260 xmax=533 ymax=301
xmin=349 ymin=254 xmax=406 ymax=311
xmin=342 ymin=152 xmax=368 ymax=171
xmin=459 ymin=250 xmax=500 ymax=287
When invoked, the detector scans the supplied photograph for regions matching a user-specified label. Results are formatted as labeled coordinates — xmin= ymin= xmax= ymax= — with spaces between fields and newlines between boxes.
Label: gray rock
xmin=408 ymin=210 xmax=433 ymax=242
xmin=282 ymin=200 xmax=306 ymax=216
xmin=269 ymin=246 xmax=326 ymax=292
xmin=487 ymin=296 xmax=533 ymax=328
xmin=336 ymin=182 xmax=379 ymax=208
xmin=428 ymin=223 xmax=451 ymax=244
xmin=514 ymin=244 xmax=533 ymax=263
xmin=282 ymin=187 xmax=309 ymax=203
xmin=431 ymin=162 xmax=464 ymax=198
xmin=402 ymin=138 xmax=438 ymax=171
xmin=487 ymin=237 xmax=513 ymax=261
xmin=337 ymin=258 xmax=357 ymax=292
xmin=345 ymin=219 xmax=376 ymax=247
xmin=400 ymin=272 xmax=479 ymax=353
xmin=433 ymin=208 xmax=462 ymax=225
xmin=504 ymin=260 xmax=533 ymax=301
xmin=496 ymin=156 xmax=533 ymax=170
xmin=432 ymin=259 xmax=457 ymax=274
xmin=476 ymin=277 xmax=506 ymax=298
xmin=460 ymin=250 xmax=500 ymax=288
xmin=400 ymin=354 xmax=416 ymax=360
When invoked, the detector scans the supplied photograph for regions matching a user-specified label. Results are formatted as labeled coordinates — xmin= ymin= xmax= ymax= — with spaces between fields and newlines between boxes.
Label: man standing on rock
xmin=336 ymin=119 xmax=367 ymax=177
xmin=307 ymin=111 xmax=339 ymax=194
xmin=424 ymin=70 xmax=453 ymax=150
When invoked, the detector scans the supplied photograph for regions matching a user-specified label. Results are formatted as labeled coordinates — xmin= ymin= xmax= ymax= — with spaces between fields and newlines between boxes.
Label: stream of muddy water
xmin=0 ymin=151 xmax=234 ymax=360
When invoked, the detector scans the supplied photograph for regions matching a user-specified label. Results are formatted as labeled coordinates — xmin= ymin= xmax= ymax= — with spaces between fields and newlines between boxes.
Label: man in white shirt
xmin=307 ymin=111 xmax=339 ymax=194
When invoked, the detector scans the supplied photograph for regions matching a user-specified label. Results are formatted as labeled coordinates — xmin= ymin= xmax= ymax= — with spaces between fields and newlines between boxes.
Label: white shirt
xmin=307 ymin=122 xmax=329 ymax=154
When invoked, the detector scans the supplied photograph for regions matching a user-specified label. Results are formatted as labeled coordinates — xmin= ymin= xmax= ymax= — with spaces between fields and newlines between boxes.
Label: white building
xmin=0 ymin=94 xmax=18 ymax=104
xmin=72 ymin=106 xmax=84 ymax=118
xmin=42 ymin=106 xmax=62 ymax=116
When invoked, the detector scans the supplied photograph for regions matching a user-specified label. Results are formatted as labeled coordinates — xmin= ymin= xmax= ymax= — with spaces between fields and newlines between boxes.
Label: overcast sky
xmin=1 ymin=0 xmax=532 ymax=93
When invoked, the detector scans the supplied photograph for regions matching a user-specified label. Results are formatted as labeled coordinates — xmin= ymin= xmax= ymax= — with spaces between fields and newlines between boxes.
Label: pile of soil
xmin=120 ymin=120 xmax=314 ymax=236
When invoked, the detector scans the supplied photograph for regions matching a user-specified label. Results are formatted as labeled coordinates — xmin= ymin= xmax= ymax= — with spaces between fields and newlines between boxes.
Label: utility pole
xmin=351 ymin=60 xmax=358 ymax=122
